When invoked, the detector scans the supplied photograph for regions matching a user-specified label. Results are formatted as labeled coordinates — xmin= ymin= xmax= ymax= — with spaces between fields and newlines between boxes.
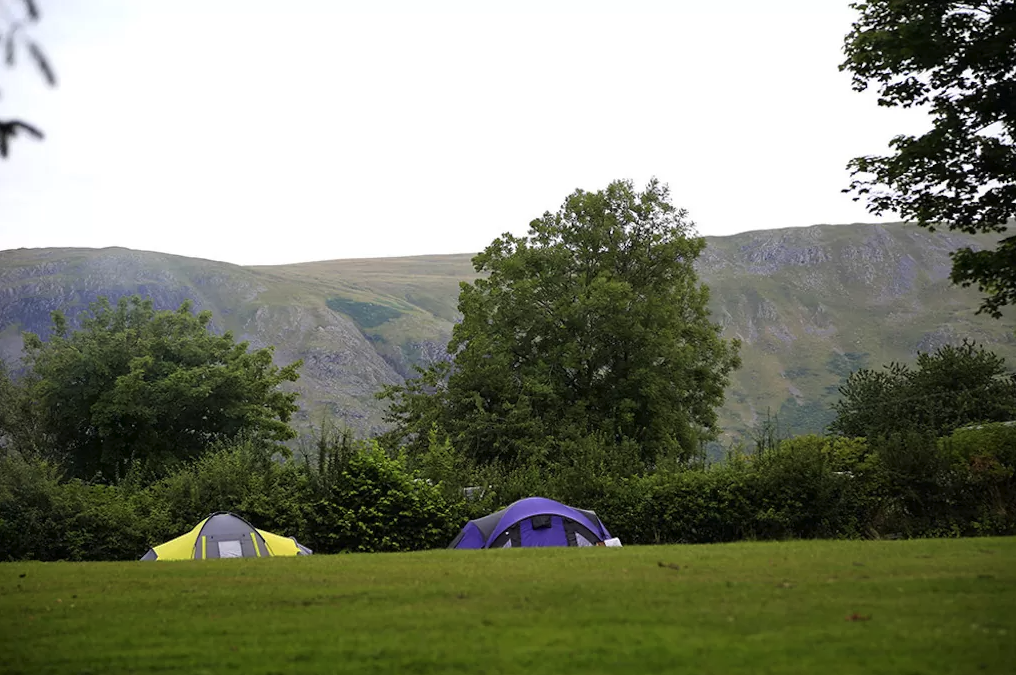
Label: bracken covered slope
xmin=1 ymin=223 xmax=1013 ymax=442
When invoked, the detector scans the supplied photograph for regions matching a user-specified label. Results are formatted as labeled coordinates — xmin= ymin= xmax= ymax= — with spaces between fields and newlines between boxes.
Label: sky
xmin=0 ymin=0 xmax=930 ymax=266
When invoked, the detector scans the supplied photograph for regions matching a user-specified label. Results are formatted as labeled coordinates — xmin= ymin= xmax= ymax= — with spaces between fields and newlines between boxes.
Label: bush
xmin=304 ymin=443 xmax=459 ymax=553
xmin=939 ymin=424 xmax=1016 ymax=535
xmin=751 ymin=435 xmax=857 ymax=539
xmin=0 ymin=455 xmax=156 ymax=561
xmin=0 ymin=454 xmax=72 ymax=561
xmin=147 ymin=433 xmax=309 ymax=540
xmin=637 ymin=463 xmax=755 ymax=544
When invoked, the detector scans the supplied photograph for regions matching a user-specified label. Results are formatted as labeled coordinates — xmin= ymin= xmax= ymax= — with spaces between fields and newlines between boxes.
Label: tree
xmin=0 ymin=359 xmax=48 ymax=459
xmin=379 ymin=178 xmax=741 ymax=468
xmin=22 ymin=296 xmax=302 ymax=481
xmin=0 ymin=0 xmax=55 ymax=157
xmin=830 ymin=341 xmax=1016 ymax=438
xmin=841 ymin=1 xmax=1016 ymax=317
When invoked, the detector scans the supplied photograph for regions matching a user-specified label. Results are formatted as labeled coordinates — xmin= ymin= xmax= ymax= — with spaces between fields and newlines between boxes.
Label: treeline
xmin=2 ymin=179 xmax=1015 ymax=561
xmin=2 ymin=421 xmax=1015 ymax=562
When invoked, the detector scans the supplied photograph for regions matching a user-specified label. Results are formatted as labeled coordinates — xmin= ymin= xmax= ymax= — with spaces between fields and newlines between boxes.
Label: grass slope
xmin=2 ymin=538 xmax=1013 ymax=674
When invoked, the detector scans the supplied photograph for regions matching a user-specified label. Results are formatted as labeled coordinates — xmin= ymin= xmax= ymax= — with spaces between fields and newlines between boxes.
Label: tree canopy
xmin=379 ymin=178 xmax=740 ymax=468
xmin=830 ymin=341 xmax=1016 ymax=438
xmin=5 ymin=1 xmax=1013 ymax=303
xmin=21 ymin=296 xmax=302 ymax=481
xmin=841 ymin=1 xmax=1016 ymax=317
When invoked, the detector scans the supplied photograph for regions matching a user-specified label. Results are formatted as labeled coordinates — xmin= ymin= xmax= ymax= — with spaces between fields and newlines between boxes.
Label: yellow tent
xmin=140 ymin=512 xmax=312 ymax=561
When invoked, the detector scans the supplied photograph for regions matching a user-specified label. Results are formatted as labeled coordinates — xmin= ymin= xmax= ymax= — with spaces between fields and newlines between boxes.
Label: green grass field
xmin=1 ymin=538 xmax=1013 ymax=674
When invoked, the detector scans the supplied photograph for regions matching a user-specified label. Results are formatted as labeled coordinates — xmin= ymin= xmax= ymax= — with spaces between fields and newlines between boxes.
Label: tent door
xmin=489 ymin=524 xmax=523 ymax=549
xmin=563 ymin=519 xmax=602 ymax=547
xmin=203 ymin=533 xmax=260 ymax=558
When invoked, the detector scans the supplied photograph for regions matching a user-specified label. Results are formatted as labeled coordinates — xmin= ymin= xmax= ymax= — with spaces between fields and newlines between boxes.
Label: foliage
xmin=940 ymin=422 xmax=1016 ymax=534
xmin=0 ymin=454 xmax=156 ymax=562
xmin=380 ymin=178 xmax=740 ymax=468
xmin=3 ymin=419 xmax=1016 ymax=562
xmin=415 ymin=424 xmax=471 ymax=503
xmin=303 ymin=441 xmax=459 ymax=554
xmin=0 ymin=359 xmax=49 ymax=460
xmin=0 ymin=0 xmax=54 ymax=157
xmin=842 ymin=0 xmax=1016 ymax=316
xmin=22 ymin=295 xmax=302 ymax=482
xmin=830 ymin=340 xmax=1016 ymax=438
xmin=750 ymin=436 xmax=857 ymax=539
xmin=146 ymin=433 xmax=309 ymax=540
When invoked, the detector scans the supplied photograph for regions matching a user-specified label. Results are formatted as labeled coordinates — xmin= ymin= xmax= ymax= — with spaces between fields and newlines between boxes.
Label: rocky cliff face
xmin=696 ymin=224 xmax=1013 ymax=436
xmin=1 ymin=223 xmax=1012 ymax=441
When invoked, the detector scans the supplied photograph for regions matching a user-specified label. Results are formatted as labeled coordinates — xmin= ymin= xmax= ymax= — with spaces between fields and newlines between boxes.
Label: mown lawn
xmin=1 ymin=538 xmax=1013 ymax=674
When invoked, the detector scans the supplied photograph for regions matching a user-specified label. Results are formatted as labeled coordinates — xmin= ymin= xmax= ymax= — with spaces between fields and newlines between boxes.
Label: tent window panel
xmin=575 ymin=532 xmax=594 ymax=547
xmin=531 ymin=515 xmax=552 ymax=530
xmin=218 ymin=540 xmax=243 ymax=558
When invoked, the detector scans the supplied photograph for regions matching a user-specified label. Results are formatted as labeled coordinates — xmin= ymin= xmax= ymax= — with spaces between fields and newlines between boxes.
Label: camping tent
xmin=448 ymin=497 xmax=617 ymax=548
xmin=140 ymin=512 xmax=313 ymax=561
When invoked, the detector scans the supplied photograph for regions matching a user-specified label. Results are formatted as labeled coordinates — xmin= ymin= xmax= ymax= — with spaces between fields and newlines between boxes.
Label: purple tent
xmin=449 ymin=497 xmax=613 ymax=549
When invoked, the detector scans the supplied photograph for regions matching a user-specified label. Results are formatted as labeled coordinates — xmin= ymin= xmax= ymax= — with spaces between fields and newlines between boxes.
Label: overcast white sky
xmin=0 ymin=0 xmax=928 ymax=266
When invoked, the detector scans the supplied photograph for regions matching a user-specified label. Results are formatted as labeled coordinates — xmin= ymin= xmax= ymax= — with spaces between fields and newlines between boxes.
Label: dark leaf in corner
xmin=0 ymin=119 xmax=45 ymax=157
xmin=28 ymin=42 xmax=55 ymax=85
xmin=22 ymin=0 xmax=39 ymax=22
xmin=4 ymin=24 xmax=22 ymax=66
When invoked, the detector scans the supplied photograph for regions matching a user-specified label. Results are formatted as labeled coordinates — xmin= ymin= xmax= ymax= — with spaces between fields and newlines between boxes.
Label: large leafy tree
xmin=380 ymin=179 xmax=741 ymax=468
xmin=830 ymin=341 xmax=1016 ymax=438
xmin=22 ymin=296 xmax=302 ymax=481
xmin=841 ymin=1 xmax=1016 ymax=317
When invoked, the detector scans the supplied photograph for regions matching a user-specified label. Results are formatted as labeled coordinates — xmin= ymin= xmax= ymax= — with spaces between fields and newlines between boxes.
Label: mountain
xmin=1 ymin=223 xmax=1013 ymax=444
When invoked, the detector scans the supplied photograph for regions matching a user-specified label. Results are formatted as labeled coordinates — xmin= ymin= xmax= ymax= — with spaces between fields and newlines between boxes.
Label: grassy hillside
xmin=1 ymin=222 xmax=1013 ymax=442
xmin=1 ymin=538 xmax=1013 ymax=674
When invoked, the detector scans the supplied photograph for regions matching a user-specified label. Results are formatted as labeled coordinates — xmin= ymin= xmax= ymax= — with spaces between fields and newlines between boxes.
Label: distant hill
xmin=2 ymin=223 xmax=1013 ymax=444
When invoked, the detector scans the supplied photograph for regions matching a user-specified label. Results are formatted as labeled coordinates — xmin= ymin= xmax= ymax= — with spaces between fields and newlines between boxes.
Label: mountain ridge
xmin=2 ymin=222 xmax=1013 ymax=444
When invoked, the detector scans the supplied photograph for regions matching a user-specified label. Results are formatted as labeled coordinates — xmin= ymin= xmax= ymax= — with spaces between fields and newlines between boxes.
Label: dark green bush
xmin=638 ymin=463 xmax=755 ymax=544
xmin=0 ymin=455 xmax=157 ymax=561
xmin=0 ymin=454 xmax=73 ymax=561
xmin=147 ymin=433 xmax=309 ymax=539
xmin=939 ymin=424 xmax=1016 ymax=536
xmin=304 ymin=443 xmax=458 ymax=553
xmin=750 ymin=435 xmax=856 ymax=539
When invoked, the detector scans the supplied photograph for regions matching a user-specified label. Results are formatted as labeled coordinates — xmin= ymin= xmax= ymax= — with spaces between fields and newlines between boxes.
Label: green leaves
xmin=304 ymin=443 xmax=458 ymax=553
xmin=842 ymin=1 xmax=1016 ymax=316
xmin=830 ymin=340 xmax=1016 ymax=439
xmin=21 ymin=295 xmax=302 ymax=482
xmin=381 ymin=178 xmax=740 ymax=469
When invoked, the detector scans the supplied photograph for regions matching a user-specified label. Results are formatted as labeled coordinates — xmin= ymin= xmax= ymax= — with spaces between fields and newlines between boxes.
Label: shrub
xmin=639 ymin=463 xmax=755 ymax=544
xmin=0 ymin=455 xmax=155 ymax=561
xmin=939 ymin=424 xmax=1016 ymax=535
xmin=304 ymin=443 xmax=459 ymax=553
xmin=751 ymin=435 xmax=857 ymax=539
xmin=148 ymin=433 xmax=309 ymax=539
